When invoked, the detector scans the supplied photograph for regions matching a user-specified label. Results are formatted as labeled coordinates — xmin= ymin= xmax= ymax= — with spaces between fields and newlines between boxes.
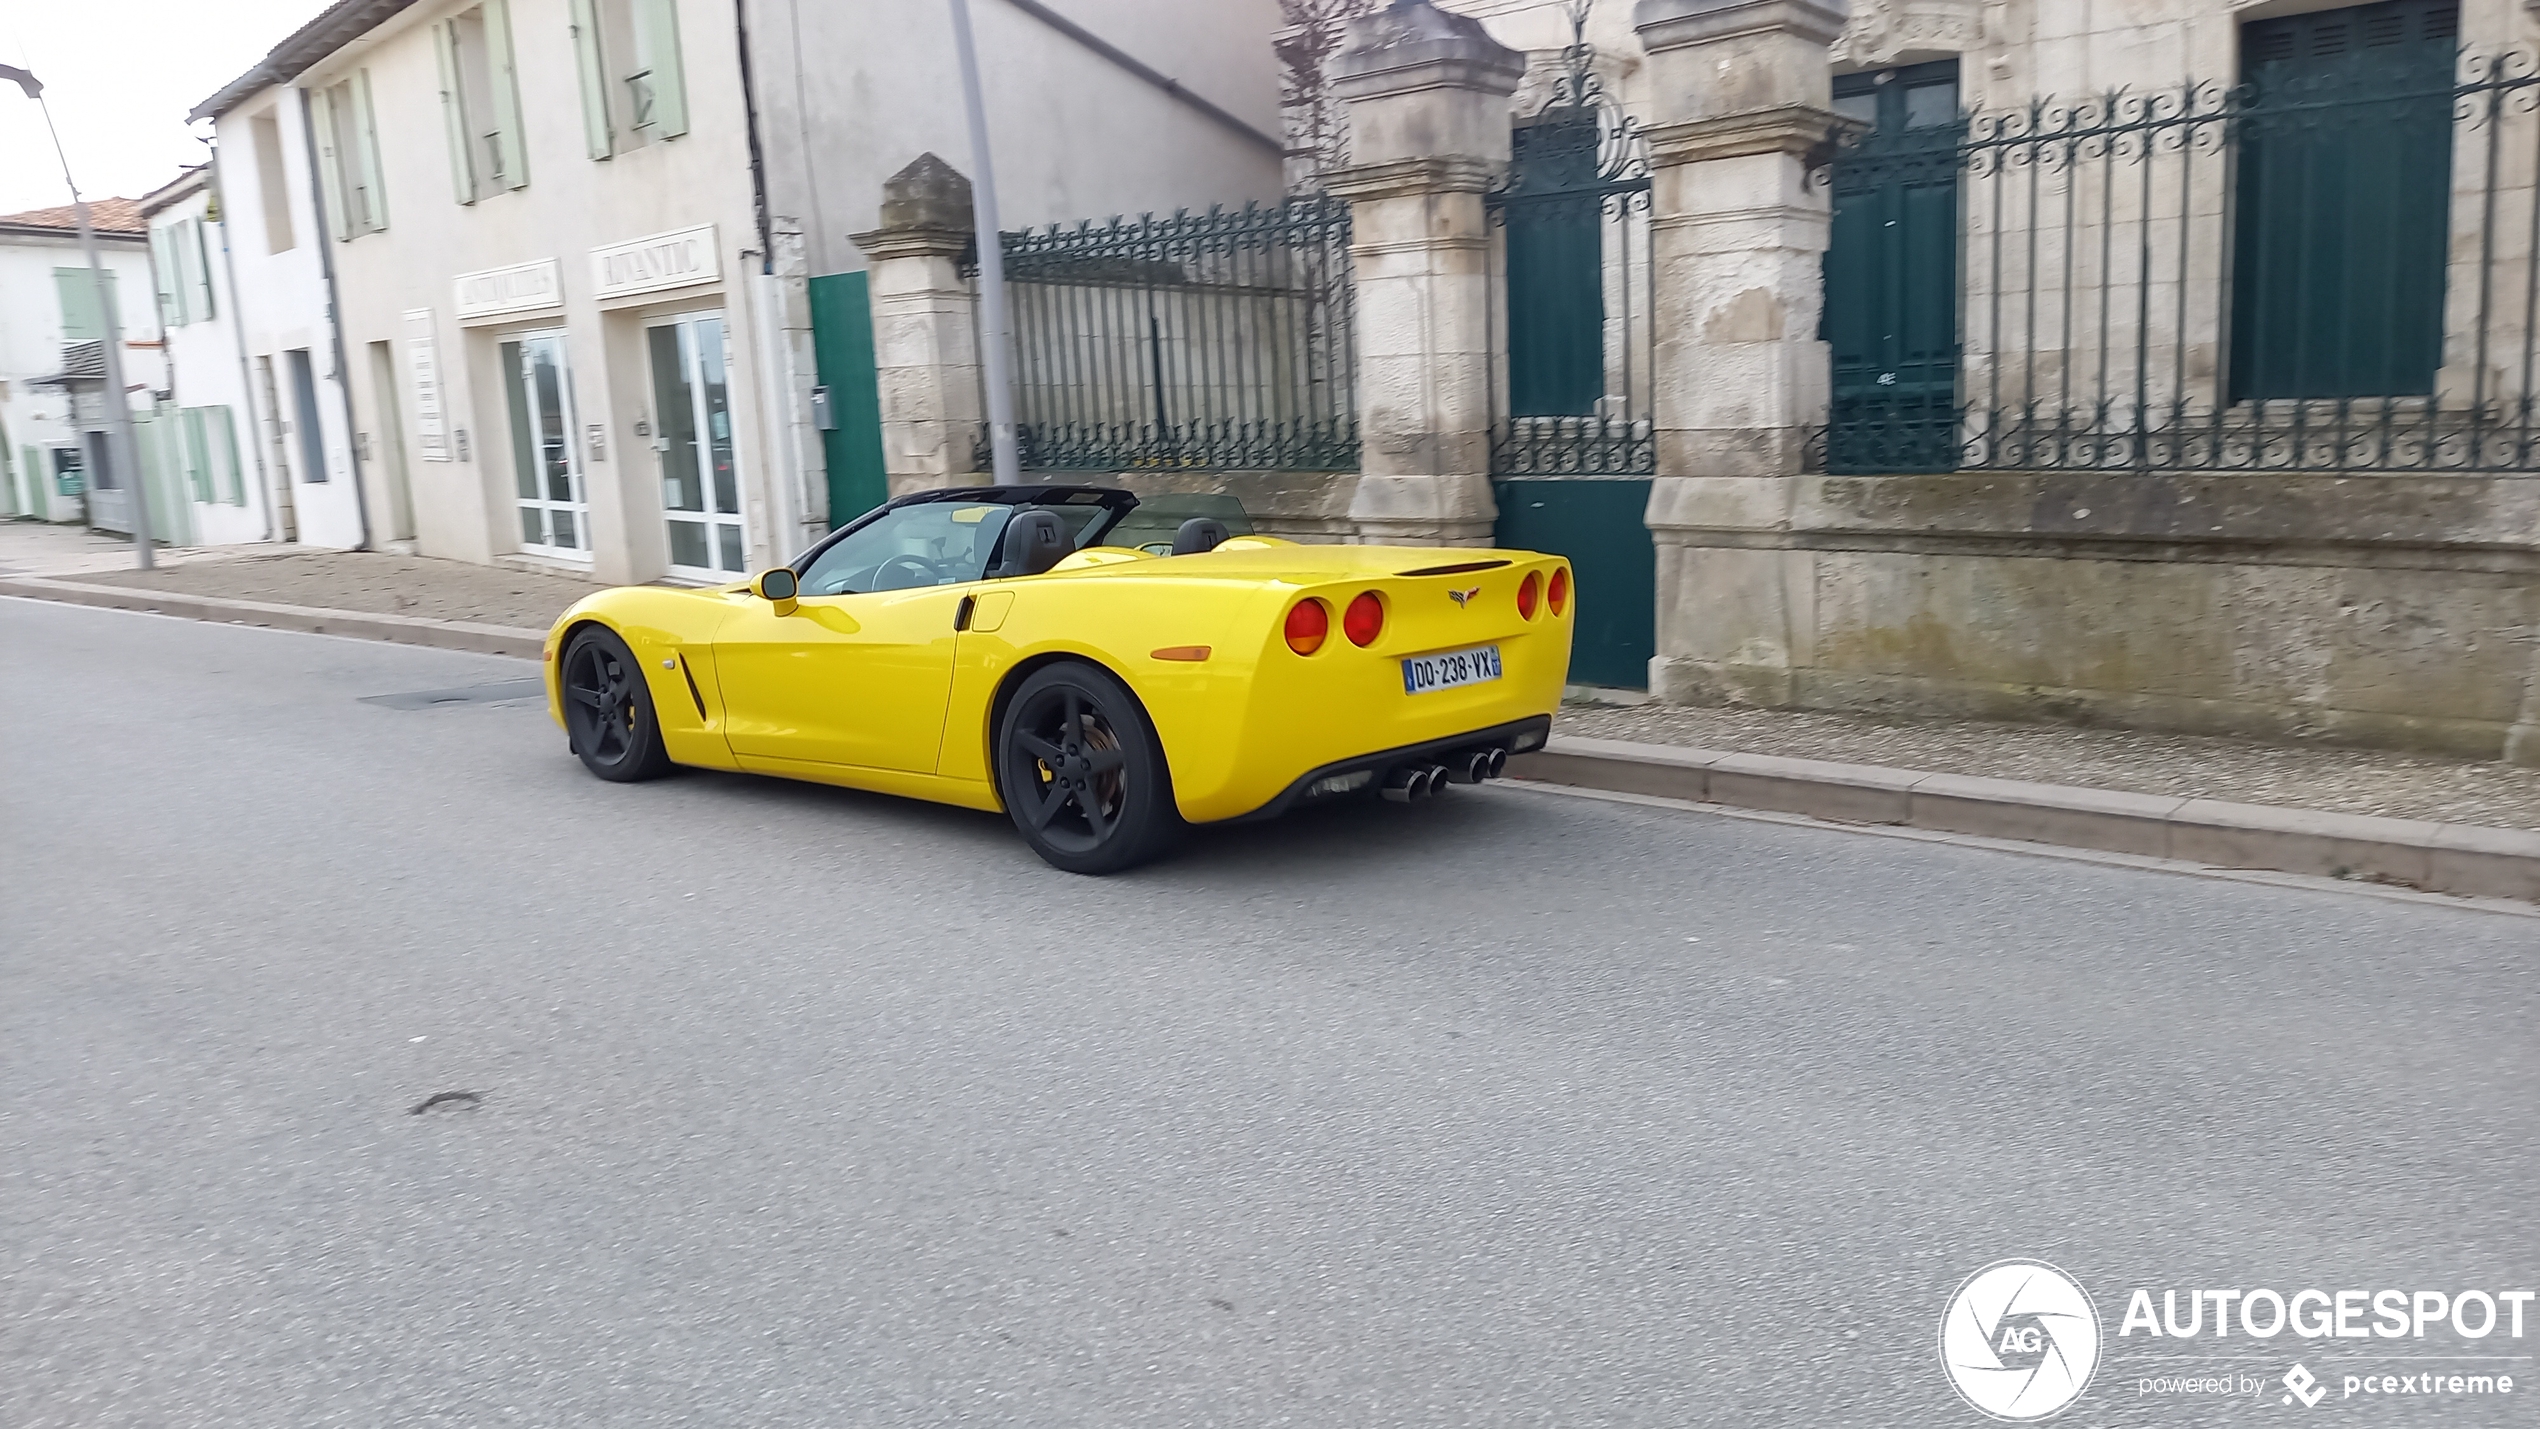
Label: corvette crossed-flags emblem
xmin=1447 ymin=587 xmax=1481 ymax=607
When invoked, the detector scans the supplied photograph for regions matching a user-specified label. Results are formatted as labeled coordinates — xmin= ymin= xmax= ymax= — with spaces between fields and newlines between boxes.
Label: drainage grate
xmin=360 ymin=678 xmax=547 ymax=710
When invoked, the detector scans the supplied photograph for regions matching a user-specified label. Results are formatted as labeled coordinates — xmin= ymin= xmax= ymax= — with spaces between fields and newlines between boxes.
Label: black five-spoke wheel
xmin=996 ymin=661 xmax=1177 ymax=874
xmin=562 ymin=626 xmax=673 ymax=782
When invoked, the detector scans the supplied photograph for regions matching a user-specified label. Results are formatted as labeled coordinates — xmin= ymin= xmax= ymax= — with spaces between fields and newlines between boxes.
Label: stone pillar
xmin=848 ymin=154 xmax=985 ymax=497
xmin=1322 ymin=1 xmax=1524 ymax=546
xmin=1634 ymin=0 xmax=1850 ymax=702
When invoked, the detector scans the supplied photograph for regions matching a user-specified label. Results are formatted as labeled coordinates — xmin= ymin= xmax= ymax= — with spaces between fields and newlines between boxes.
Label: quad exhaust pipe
xmin=1382 ymin=746 xmax=1510 ymax=802
xmin=1382 ymin=763 xmax=1447 ymax=802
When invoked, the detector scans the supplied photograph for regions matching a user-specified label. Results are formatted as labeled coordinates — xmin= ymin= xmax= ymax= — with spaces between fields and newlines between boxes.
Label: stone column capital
xmin=1330 ymin=1 xmax=1526 ymax=105
xmin=1645 ymin=105 xmax=1863 ymax=168
xmin=1320 ymin=156 xmax=1501 ymax=202
xmin=1635 ymin=0 xmax=1848 ymax=52
xmin=848 ymin=152 xmax=976 ymax=264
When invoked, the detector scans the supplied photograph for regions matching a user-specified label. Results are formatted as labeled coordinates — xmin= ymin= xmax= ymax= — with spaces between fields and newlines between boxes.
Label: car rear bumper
xmin=1225 ymin=715 xmax=1553 ymax=823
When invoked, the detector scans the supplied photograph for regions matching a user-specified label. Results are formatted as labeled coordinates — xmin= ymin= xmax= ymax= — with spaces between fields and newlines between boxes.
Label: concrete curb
xmin=0 ymin=576 xmax=545 ymax=660
xmin=1509 ymin=735 xmax=2540 ymax=902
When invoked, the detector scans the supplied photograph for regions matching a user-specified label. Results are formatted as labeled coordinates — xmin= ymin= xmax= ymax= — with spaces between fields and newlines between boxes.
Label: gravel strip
xmin=1558 ymin=700 xmax=2540 ymax=830
xmin=67 ymin=550 xmax=608 ymax=631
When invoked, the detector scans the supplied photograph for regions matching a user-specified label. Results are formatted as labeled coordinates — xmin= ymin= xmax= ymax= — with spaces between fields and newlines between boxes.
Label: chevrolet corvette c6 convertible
xmin=544 ymin=486 xmax=1572 ymax=872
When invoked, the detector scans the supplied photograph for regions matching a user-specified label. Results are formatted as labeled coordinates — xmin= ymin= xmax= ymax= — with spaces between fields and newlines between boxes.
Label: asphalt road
xmin=4 ymin=597 xmax=2533 ymax=1428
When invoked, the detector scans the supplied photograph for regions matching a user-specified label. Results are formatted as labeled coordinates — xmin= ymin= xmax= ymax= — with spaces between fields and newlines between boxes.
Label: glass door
xmin=648 ymin=314 xmax=743 ymax=577
xmin=501 ymin=332 xmax=588 ymax=556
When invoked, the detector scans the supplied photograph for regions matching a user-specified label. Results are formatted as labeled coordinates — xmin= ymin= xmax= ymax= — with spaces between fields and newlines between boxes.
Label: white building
xmin=188 ymin=0 xmax=1284 ymax=588
xmin=138 ymin=166 xmax=274 ymax=547
xmin=0 ymin=200 xmax=164 ymax=527
xmin=193 ymin=73 xmax=369 ymax=550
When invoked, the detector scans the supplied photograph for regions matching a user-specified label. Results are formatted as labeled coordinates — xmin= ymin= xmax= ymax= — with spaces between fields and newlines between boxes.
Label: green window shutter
xmin=485 ymin=0 xmax=531 ymax=189
xmin=185 ymin=219 xmax=216 ymax=320
xmin=434 ymin=20 xmax=478 ymax=203
xmin=150 ymin=227 xmax=180 ymax=327
xmin=353 ymin=71 xmax=389 ymax=232
xmin=310 ymin=85 xmax=350 ymax=242
xmin=54 ymin=267 xmax=115 ymax=342
xmin=633 ymin=0 xmax=686 ymax=138
xmin=570 ymin=0 xmax=614 ymax=159
xmin=182 ymin=407 xmax=214 ymax=503
xmin=209 ymin=406 xmax=244 ymax=504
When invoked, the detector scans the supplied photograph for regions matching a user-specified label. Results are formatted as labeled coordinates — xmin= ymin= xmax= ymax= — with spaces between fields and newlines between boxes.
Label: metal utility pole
xmin=5 ymin=63 xmax=154 ymax=567
xmin=945 ymin=0 xmax=1020 ymax=485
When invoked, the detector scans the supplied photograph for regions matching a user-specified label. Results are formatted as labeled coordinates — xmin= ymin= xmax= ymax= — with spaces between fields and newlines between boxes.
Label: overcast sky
xmin=3 ymin=0 xmax=330 ymax=215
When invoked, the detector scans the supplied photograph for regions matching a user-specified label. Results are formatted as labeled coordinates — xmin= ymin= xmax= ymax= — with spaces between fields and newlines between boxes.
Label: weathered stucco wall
xmin=1651 ymin=472 xmax=2540 ymax=762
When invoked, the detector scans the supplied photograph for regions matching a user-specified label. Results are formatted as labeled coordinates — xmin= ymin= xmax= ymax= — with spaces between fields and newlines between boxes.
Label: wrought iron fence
xmin=1820 ymin=42 xmax=2540 ymax=474
xmin=1486 ymin=6 xmax=1655 ymax=477
xmin=973 ymin=195 xmax=1358 ymax=472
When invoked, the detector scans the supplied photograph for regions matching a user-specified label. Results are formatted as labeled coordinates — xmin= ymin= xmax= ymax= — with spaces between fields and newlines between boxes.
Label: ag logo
xmin=1939 ymin=1260 xmax=2102 ymax=1421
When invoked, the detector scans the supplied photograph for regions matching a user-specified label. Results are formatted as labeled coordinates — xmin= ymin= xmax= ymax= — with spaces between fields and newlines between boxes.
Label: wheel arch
xmin=980 ymin=649 xmax=1168 ymax=806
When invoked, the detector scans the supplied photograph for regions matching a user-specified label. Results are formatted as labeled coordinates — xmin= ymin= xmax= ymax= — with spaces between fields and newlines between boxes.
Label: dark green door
xmin=1824 ymin=60 xmax=1962 ymax=473
xmin=807 ymin=271 xmax=889 ymax=529
xmin=1493 ymin=478 xmax=1653 ymax=690
xmin=2229 ymin=0 xmax=2457 ymax=402
xmin=1503 ymin=112 xmax=1606 ymax=417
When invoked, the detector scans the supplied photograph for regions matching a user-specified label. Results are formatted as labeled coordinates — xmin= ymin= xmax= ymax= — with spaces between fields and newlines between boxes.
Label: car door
xmin=712 ymin=584 xmax=968 ymax=773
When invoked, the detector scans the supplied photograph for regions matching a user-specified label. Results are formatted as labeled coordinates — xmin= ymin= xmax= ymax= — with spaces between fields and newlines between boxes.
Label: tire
xmin=560 ymin=626 xmax=674 ymax=783
xmin=994 ymin=661 xmax=1180 ymax=874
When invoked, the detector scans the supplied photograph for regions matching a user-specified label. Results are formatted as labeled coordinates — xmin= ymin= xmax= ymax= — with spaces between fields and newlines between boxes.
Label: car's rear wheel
xmin=995 ymin=661 xmax=1178 ymax=874
xmin=561 ymin=626 xmax=673 ymax=782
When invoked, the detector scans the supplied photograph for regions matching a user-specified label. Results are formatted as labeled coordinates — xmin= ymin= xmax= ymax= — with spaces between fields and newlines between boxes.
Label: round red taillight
xmin=1285 ymin=598 xmax=1330 ymax=655
xmin=1343 ymin=591 xmax=1384 ymax=647
xmin=1517 ymin=570 xmax=1541 ymax=620
xmin=1548 ymin=565 xmax=1570 ymax=615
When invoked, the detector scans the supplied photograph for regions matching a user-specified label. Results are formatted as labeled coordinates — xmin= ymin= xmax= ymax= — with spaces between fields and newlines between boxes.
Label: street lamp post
xmin=4 ymin=63 xmax=155 ymax=569
xmin=944 ymin=0 xmax=1020 ymax=486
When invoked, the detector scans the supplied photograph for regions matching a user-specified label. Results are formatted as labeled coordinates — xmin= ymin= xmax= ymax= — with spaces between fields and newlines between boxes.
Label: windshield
xmin=798 ymin=501 xmax=1112 ymax=595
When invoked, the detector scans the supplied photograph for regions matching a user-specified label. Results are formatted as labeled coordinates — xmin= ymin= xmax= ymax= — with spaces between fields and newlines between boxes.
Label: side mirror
xmin=754 ymin=568 xmax=799 ymax=613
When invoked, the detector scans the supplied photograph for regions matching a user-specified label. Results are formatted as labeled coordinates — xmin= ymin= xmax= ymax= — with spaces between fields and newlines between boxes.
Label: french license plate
xmin=1401 ymin=644 xmax=1503 ymax=695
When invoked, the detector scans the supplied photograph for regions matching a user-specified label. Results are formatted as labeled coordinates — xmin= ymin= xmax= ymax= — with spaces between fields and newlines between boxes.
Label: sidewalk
xmin=1559 ymin=699 xmax=2540 ymax=832
xmin=8 ymin=524 xmax=2534 ymax=847
xmin=1 ymin=522 xmax=603 ymax=630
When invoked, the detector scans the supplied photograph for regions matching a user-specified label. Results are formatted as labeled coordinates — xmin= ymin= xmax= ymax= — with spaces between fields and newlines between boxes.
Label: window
xmin=312 ymin=72 xmax=390 ymax=238
xmin=54 ymin=267 xmax=121 ymax=342
xmin=434 ymin=2 xmax=529 ymax=202
xmin=798 ymin=499 xmax=1117 ymax=596
xmin=501 ymin=333 xmax=588 ymax=554
xmin=649 ymin=314 xmax=743 ymax=575
xmin=571 ymin=0 xmax=689 ymax=158
xmin=150 ymin=218 xmax=216 ymax=326
xmin=173 ymin=406 xmax=246 ymax=505
xmin=250 ymin=112 xmax=296 ymax=253
xmin=2229 ymin=0 xmax=2460 ymax=401
xmin=287 ymin=348 xmax=328 ymax=484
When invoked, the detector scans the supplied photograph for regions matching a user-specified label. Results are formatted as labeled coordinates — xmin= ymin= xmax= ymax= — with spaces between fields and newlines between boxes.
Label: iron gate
xmin=1486 ymin=0 xmax=1657 ymax=690
xmin=978 ymin=196 xmax=1359 ymax=473
xmin=1819 ymin=0 xmax=2540 ymax=473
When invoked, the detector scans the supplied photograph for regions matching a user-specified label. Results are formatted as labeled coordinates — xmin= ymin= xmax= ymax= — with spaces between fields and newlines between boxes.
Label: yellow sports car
xmin=543 ymin=486 xmax=1572 ymax=872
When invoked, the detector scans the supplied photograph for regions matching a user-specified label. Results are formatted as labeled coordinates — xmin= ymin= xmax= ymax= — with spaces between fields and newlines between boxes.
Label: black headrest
xmin=1170 ymin=517 xmax=1231 ymax=556
xmin=1002 ymin=508 xmax=1071 ymax=576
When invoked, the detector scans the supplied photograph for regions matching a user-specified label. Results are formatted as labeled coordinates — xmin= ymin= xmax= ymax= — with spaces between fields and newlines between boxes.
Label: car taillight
xmin=1517 ymin=570 xmax=1541 ymax=620
xmin=1548 ymin=565 xmax=1570 ymax=615
xmin=1344 ymin=591 xmax=1384 ymax=647
xmin=1284 ymin=598 xmax=1330 ymax=655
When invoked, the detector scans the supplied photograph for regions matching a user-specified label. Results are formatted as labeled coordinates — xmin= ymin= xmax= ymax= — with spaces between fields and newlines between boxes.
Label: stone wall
xmin=1651 ymin=470 xmax=2540 ymax=761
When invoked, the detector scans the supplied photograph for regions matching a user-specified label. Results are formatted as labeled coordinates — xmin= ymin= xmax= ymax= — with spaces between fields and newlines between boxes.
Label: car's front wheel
xmin=995 ymin=661 xmax=1178 ymax=874
xmin=560 ymin=626 xmax=674 ymax=782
